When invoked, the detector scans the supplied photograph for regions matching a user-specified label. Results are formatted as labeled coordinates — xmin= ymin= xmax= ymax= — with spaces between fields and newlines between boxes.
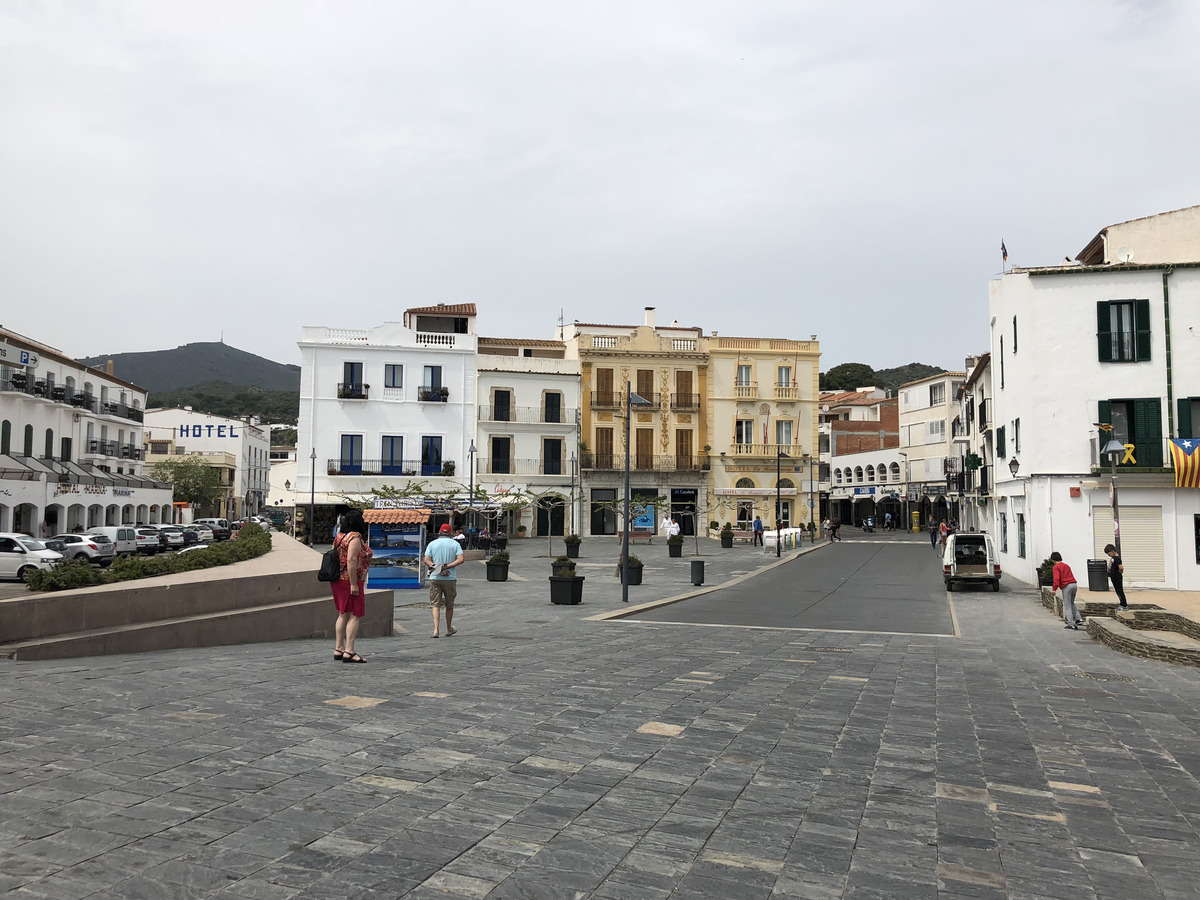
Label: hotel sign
xmin=715 ymin=488 xmax=797 ymax=496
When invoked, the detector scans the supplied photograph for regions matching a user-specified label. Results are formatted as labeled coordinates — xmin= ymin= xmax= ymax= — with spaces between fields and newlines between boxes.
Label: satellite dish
xmin=1115 ymin=246 xmax=1134 ymax=263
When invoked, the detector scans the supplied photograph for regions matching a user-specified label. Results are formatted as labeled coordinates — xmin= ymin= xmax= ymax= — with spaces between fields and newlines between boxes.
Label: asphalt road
xmin=629 ymin=534 xmax=965 ymax=635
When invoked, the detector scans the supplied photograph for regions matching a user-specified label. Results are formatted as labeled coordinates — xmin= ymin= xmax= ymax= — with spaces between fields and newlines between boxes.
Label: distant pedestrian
xmin=831 ymin=517 xmax=842 ymax=541
xmin=752 ymin=515 xmax=764 ymax=546
xmin=1104 ymin=544 xmax=1127 ymax=608
xmin=823 ymin=517 xmax=832 ymax=541
xmin=424 ymin=523 xmax=465 ymax=638
xmin=929 ymin=520 xmax=938 ymax=551
xmin=938 ymin=520 xmax=949 ymax=552
xmin=331 ymin=509 xmax=372 ymax=663
xmin=1051 ymin=551 xmax=1082 ymax=629
xmin=884 ymin=512 xmax=892 ymax=532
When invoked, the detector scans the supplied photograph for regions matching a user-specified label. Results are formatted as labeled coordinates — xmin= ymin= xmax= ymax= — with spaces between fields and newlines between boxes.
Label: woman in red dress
xmin=332 ymin=509 xmax=372 ymax=663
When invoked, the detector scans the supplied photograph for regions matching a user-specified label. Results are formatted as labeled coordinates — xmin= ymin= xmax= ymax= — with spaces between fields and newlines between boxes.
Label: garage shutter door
xmin=1092 ymin=506 xmax=1165 ymax=582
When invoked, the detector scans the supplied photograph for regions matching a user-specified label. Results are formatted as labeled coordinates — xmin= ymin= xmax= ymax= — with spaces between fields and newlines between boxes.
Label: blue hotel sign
xmin=853 ymin=487 xmax=875 ymax=495
xmin=180 ymin=424 xmax=239 ymax=438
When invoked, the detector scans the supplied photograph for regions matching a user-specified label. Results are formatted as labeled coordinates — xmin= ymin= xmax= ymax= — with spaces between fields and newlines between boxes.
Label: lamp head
xmin=1101 ymin=438 xmax=1125 ymax=464
xmin=284 ymin=480 xmax=291 ymax=491
xmin=1008 ymin=457 xmax=1020 ymax=476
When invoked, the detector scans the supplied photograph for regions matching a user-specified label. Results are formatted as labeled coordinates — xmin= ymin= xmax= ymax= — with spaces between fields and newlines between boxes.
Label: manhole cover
xmin=1074 ymin=671 xmax=1135 ymax=684
xmin=1046 ymin=686 xmax=1114 ymax=699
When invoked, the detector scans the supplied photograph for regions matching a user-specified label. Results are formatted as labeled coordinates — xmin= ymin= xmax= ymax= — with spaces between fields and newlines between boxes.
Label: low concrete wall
xmin=1087 ymin=618 xmax=1200 ymax=668
xmin=0 ymin=534 xmax=394 ymax=659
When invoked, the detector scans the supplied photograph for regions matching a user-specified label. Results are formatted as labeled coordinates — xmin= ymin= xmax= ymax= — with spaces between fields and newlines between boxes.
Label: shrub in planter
xmin=564 ymin=533 xmax=581 ymax=558
xmin=709 ymin=521 xmax=720 ymax=532
xmin=667 ymin=533 xmax=684 ymax=557
xmin=621 ymin=554 xmax=644 ymax=585
xmin=720 ymin=522 xmax=735 ymax=549
xmin=441 ymin=461 xmax=456 ymax=476
xmin=516 ymin=525 xmax=527 ymax=537
xmin=549 ymin=574 xmax=585 ymax=604
xmin=25 ymin=559 xmax=108 ymax=592
xmin=1038 ymin=558 xmax=1055 ymax=586
xmin=551 ymin=555 xmax=576 ymax=578
xmin=486 ymin=551 xmax=510 ymax=582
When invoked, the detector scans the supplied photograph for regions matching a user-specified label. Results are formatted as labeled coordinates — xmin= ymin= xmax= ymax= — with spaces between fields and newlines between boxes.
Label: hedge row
xmin=26 ymin=523 xmax=273 ymax=592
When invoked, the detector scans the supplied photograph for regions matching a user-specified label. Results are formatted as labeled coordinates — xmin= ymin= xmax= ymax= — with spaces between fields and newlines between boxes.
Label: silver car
xmin=183 ymin=524 xmax=215 ymax=543
xmin=155 ymin=526 xmax=187 ymax=548
xmin=52 ymin=533 xmax=116 ymax=567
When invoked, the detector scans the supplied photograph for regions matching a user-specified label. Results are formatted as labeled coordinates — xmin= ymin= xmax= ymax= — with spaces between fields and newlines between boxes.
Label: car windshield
xmin=87 ymin=535 xmax=111 ymax=542
xmin=18 ymin=539 xmax=47 ymax=551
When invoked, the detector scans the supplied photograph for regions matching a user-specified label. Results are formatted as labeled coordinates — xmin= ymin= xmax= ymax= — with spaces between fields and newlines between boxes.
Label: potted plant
xmin=701 ymin=446 xmax=712 ymax=471
xmin=439 ymin=385 xmax=450 ymax=401
xmin=486 ymin=551 xmax=510 ymax=582
xmin=709 ymin=520 xmax=720 ymax=533
xmin=549 ymin=571 xmax=585 ymax=604
xmin=564 ymin=533 xmax=581 ymax=559
xmin=441 ymin=461 xmax=456 ymax=476
xmin=621 ymin=554 xmax=644 ymax=586
xmin=720 ymin=522 xmax=735 ymax=549
xmin=517 ymin=525 xmax=527 ymax=538
xmin=667 ymin=533 xmax=684 ymax=558
xmin=551 ymin=555 xmax=576 ymax=578
xmin=1038 ymin=557 xmax=1055 ymax=587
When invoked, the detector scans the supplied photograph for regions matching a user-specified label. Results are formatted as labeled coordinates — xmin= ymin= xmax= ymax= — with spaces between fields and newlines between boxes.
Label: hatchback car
xmin=135 ymin=528 xmax=165 ymax=553
xmin=185 ymin=524 xmax=215 ymax=543
xmin=52 ymin=533 xmax=116 ymax=567
xmin=156 ymin=526 xmax=187 ymax=548
xmin=0 ymin=533 xmax=63 ymax=582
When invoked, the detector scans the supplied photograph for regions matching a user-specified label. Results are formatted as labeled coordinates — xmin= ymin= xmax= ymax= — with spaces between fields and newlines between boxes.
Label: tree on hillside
xmin=150 ymin=457 xmax=223 ymax=507
xmin=820 ymin=362 xmax=876 ymax=392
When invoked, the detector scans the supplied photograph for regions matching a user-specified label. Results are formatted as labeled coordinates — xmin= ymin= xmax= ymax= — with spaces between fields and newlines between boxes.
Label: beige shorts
xmin=429 ymin=580 xmax=457 ymax=608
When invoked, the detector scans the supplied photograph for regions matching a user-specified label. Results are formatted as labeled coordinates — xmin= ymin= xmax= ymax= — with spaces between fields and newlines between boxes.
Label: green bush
xmin=27 ymin=528 xmax=273 ymax=592
xmin=488 ymin=551 xmax=510 ymax=563
xmin=667 ymin=534 xmax=684 ymax=545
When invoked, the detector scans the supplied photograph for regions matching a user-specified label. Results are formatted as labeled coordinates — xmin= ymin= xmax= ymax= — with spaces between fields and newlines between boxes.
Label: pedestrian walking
xmin=1051 ymin=551 xmax=1082 ymax=629
xmin=929 ymin=520 xmax=939 ymax=551
xmin=331 ymin=509 xmax=372 ymax=663
xmin=938 ymin=520 xmax=949 ymax=552
xmin=752 ymin=515 xmax=764 ymax=547
xmin=1104 ymin=544 xmax=1127 ymax=608
xmin=424 ymin=523 xmax=465 ymax=638
xmin=823 ymin=517 xmax=832 ymax=542
xmin=831 ymin=517 xmax=842 ymax=541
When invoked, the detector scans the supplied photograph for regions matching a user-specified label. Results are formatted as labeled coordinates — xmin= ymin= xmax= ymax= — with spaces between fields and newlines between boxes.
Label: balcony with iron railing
xmin=477 ymin=405 xmax=578 ymax=425
xmin=337 ymin=382 xmax=370 ymax=400
xmin=327 ymin=458 xmax=453 ymax=477
xmin=580 ymin=452 xmax=706 ymax=472
xmin=670 ymin=393 xmax=700 ymax=410
xmin=0 ymin=376 xmax=143 ymax=421
xmin=476 ymin=458 xmax=570 ymax=476
xmin=952 ymin=420 xmax=970 ymax=442
xmin=418 ymin=386 xmax=450 ymax=402
xmin=977 ymin=399 xmax=990 ymax=432
xmin=773 ymin=384 xmax=799 ymax=401
xmin=734 ymin=382 xmax=758 ymax=399
xmin=591 ymin=391 xmax=622 ymax=409
xmin=85 ymin=439 xmax=120 ymax=457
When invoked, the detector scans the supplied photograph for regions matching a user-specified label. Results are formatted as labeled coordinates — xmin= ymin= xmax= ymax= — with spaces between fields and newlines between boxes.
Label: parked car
xmin=89 ymin=526 xmax=139 ymax=556
xmin=182 ymin=524 xmax=214 ymax=544
xmin=135 ymin=528 xmax=165 ymax=553
xmin=942 ymin=532 xmax=1001 ymax=592
xmin=51 ymin=533 xmax=116 ymax=567
xmin=156 ymin=526 xmax=187 ymax=549
xmin=194 ymin=518 xmax=231 ymax=541
xmin=0 ymin=533 xmax=63 ymax=582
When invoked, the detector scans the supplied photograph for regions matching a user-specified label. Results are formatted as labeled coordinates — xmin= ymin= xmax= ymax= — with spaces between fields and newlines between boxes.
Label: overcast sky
xmin=2 ymin=1 xmax=1198 ymax=372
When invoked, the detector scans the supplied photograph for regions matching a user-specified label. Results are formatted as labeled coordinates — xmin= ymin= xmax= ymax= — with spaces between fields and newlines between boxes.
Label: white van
xmin=0 ymin=533 xmax=63 ymax=582
xmin=89 ymin=526 xmax=139 ymax=556
xmin=942 ymin=532 xmax=1001 ymax=591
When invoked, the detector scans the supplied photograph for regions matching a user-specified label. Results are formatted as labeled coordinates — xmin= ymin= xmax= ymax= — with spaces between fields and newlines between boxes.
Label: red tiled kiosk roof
xmin=363 ymin=508 xmax=432 ymax=524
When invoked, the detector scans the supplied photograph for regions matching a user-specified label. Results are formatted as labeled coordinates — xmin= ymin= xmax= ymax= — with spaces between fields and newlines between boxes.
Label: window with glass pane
xmin=735 ymin=419 xmax=754 ymax=444
xmin=384 ymin=365 xmax=403 ymax=388
xmin=544 ymin=392 xmax=562 ymax=424
xmin=543 ymin=438 xmax=562 ymax=475
xmin=340 ymin=434 xmax=363 ymax=474
xmin=930 ymin=383 xmax=945 ymax=405
xmin=490 ymin=437 xmax=510 ymax=475
xmin=1017 ymin=513 xmax=1026 ymax=558
xmin=1110 ymin=301 xmax=1135 ymax=361
xmin=999 ymin=512 xmax=1007 ymax=552
xmin=776 ymin=420 xmax=792 ymax=446
xmin=737 ymin=365 xmax=751 ymax=386
xmin=421 ymin=436 xmax=443 ymax=475
xmin=777 ymin=367 xmax=791 ymax=387
xmin=343 ymin=362 xmax=363 ymax=389
xmin=493 ymin=389 xmax=511 ymax=422
xmin=423 ymin=366 xmax=442 ymax=390
xmin=381 ymin=436 xmax=403 ymax=474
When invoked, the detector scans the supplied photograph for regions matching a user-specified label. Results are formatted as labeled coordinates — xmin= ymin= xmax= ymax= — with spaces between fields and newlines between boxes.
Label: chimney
xmin=644 ymin=306 xmax=656 ymax=328
xmin=106 ymin=359 xmax=114 ymax=375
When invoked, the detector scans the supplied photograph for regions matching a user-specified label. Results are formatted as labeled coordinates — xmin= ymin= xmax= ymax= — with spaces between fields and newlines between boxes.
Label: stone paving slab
xmin=3 ymin=534 xmax=1200 ymax=897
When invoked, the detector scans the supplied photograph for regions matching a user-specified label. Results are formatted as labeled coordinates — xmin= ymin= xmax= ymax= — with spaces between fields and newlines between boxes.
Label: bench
xmin=616 ymin=531 xmax=655 ymax=543
xmin=732 ymin=529 xmax=755 ymax=544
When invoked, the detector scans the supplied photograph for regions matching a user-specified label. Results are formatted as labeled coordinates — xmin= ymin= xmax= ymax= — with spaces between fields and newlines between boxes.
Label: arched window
xmin=854 ymin=466 xmax=864 ymax=483
xmin=843 ymin=467 xmax=853 ymax=483
xmin=778 ymin=478 xmax=794 ymax=489
xmin=866 ymin=465 xmax=875 ymax=482
xmin=834 ymin=469 xmax=842 ymax=484
xmin=23 ymin=424 xmax=34 ymax=457
xmin=890 ymin=462 xmax=901 ymax=481
xmin=65 ymin=376 xmax=76 ymax=393
xmin=0 ymin=420 xmax=9 ymax=455
xmin=44 ymin=428 xmax=54 ymax=459
xmin=735 ymin=477 xmax=755 ymax=489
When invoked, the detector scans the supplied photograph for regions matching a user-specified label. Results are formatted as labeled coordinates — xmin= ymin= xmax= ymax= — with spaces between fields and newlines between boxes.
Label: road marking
xmin=638 ymin=721 xmax=685 ymax=736
xmin=947 ymin=593 xmax=962 ymax=637
xmin=618 ymin=619 xmax=955 ymax=637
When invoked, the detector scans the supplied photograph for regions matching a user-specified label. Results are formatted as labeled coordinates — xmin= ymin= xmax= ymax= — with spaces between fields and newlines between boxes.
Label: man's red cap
xmin=439 ymin=524 xmax=452 ymax=533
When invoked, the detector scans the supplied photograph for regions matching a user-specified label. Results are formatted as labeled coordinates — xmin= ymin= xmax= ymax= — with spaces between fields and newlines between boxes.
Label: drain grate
xmin=1046 ymin=686 xmax=1114 ymax=699
xmin=1075 ymin=671 xmax=1135 ymax=684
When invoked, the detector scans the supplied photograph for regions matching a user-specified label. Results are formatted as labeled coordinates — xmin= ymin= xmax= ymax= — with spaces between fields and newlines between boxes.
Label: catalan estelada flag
xmin=1169 ymin=438 xmax=1200 ymax=488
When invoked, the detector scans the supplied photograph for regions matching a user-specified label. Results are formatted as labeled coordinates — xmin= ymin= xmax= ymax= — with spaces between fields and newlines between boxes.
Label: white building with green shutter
xmin=988 ymin=205 xmax=1200 ymax=589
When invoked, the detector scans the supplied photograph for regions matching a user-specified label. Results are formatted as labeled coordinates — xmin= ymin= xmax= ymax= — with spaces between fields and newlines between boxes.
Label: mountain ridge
xmin=78 ymin=342 xmax=299 ymax=394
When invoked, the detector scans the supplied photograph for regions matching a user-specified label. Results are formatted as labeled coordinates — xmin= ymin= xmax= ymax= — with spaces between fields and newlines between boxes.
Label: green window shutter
xmin=1134 ymin=398 xmax=1163 ymax=467
xmin=1097 ymin=302 xmax=1112 ymax=362
xmin=1180 ymin=398 xmax=1195 ymax=440
xmin=996 ymin=425 xmax=1006 ymax=458
xmin=1135 ymin=298 xmax=1152 ymax=361
xmin=1098 ymin=400 xmax=1111 ymax=433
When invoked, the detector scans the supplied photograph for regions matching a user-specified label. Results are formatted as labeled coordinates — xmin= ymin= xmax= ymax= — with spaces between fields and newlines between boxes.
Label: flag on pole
xmin=1169 ymin=438 xmax=1200 ymax=488
xmin=1001 ymin=240 xmax=1008 ymax=262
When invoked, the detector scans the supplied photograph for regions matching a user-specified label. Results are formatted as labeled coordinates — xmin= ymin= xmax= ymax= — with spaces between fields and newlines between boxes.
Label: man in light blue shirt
xmin=424 ymin=523 xmax=465 ymax=637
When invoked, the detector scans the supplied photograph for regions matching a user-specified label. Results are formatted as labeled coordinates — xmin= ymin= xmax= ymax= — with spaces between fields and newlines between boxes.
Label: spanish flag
xmin=1169 ymin=438 xmax=1200 ymax=488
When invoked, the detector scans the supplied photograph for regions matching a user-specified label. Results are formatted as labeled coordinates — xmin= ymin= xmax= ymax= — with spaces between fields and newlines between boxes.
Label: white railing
xmin=592 ymin=336 xmax=618 ymax=349
xmin=325 ymin=328 xmax=369 ymax=343
xmin=672 ymin=339 xmax=697 ymax=351
xmin=382 ymin=387 xmax=404 ymax=401
xmin=416 ymin=333 xmax=456 ymax=347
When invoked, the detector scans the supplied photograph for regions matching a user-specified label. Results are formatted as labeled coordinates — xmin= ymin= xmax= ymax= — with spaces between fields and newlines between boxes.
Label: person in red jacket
xmin=1051 ymin=551 xmax=1082 ymax=629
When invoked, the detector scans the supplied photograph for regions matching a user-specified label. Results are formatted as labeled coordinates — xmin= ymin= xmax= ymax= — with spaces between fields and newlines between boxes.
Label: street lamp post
xmin=622 ymin=381 xmax=653 ymax=603
xmin=808 ymin=455 xmax=817 ymax=543
xmin=309 ymin=447 xmax=317 ymax=546
xmin=1101 ymin=438 xmax=1125 ymax=555
xmin=776 ymin=449 xmax=790 ymax=557
xmin=467 ymin=440 xmax=477 ymax=536
xmin=569 ymin=451 xmax=577 ymax=536
xmin=898 ymin=452 xmax=909 ymax=533
xmin=284 ymin=479 xmax=293 ymax=537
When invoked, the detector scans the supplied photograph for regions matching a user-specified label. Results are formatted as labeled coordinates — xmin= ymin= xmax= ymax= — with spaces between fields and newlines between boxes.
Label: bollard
xmin=691 ymin=559 xmax=705 ymax=586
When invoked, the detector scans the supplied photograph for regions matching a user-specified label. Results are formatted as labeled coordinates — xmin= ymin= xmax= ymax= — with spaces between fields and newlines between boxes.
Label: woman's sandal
xmin=343 ymin=653 xmax=366 ymax=663
xmin=334 ymin=649 xmax=346 ymax=661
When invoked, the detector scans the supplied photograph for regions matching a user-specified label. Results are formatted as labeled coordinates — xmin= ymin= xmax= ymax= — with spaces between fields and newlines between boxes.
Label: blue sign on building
xmin=853 ymin=487 xmax=876 ymax=495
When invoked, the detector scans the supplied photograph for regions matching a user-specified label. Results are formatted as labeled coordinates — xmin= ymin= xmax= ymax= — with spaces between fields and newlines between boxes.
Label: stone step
xmin=1086 ymin=616 xmax=1200 ymax=668
xmin=0 ymin=590 xmax=393 ymax=661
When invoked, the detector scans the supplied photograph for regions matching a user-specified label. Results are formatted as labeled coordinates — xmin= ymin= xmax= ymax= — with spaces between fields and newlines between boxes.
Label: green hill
xmin=79 ymin=341 xmax=299 ymax=394
xmin=147 ymin=381 xmax=299 ymax=426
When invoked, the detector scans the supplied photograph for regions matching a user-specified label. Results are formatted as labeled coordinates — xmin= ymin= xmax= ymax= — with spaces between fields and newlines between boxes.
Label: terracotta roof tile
xmin=363 ymin=508 xmax=432 ymax=524
xmin=404 ymin=303 xmax=477 ymax=317
xmin=479 ymin=337 xmax=566 ymax=348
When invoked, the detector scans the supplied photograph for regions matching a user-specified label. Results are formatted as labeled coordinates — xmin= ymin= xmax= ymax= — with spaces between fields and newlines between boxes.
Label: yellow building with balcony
xmin=706 ymin=335 xmax=821 ymax=533
xmin=562 ymin=308 xmax=709 ymax=537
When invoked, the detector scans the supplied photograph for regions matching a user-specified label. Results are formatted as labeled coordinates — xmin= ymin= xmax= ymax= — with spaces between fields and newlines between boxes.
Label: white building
xmin=954 ymin=354 xmax=995 ymax=535
xmin=898 ymin=371 xmax=965 ymax=527
xmin=0 ymin=327 xmax=173 ymax=533
xmin=297 ymin=304 xmax=478 ymax=540
xmin=143 ymin=408 xmax=271 ymax=519
xmin=990 ymin=205 xmax=1200 ymax=589
xmin=475 ymin=338 xmax=581 ymax=535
